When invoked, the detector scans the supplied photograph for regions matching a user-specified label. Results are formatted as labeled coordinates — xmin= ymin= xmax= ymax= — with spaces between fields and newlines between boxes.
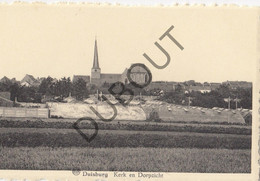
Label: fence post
xmin=48 ymin=108 xmax=50 ymax=118
xmin=36 ymin=108 xmax=38 ymax=118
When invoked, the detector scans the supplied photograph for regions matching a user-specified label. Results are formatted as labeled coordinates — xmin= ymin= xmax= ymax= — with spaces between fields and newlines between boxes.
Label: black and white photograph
xmin=0 ymin=3 xmax=258 ymax=181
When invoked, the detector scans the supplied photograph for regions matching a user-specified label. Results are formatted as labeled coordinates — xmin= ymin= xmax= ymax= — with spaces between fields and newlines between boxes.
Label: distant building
xmin=210 ymin=83 xmax=221 ymax=90
xmin=0 ymin=76 xmax=10 ymax=83
xmin=20 ymin=74 xmax=41 ymax=87
xmin=222 ymin=81 xmax=252 ymax=89
xmin=0 ymin=92 xmax=13 ymax=107
xmin=0 ymin=76 xmax=17 ymax=84
xmin=188 ymin=85 xmax=211 ymax=93
xmin=146 ymin=81 xmax=176 ymax=92
xmin=173 ymin=82 xmax=218 ymax=93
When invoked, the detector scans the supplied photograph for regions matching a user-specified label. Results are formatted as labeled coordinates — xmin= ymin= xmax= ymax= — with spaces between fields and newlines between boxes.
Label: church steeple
xmin=91 ymin=38 xmax=101 ymax=82
xmin=92 ymin=39 xmax=100 ymax=69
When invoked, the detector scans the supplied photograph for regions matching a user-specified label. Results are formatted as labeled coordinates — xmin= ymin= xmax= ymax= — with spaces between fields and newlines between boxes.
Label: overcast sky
xmin=0 ymin=4 xmax=257 ymax=83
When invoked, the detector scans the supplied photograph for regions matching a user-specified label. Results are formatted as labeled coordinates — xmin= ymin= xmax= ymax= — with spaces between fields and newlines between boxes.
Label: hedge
xmin=0 ymin=130 xmax=251 ymax=149
xmin=0 ymin=119 xmax=251 ymax=135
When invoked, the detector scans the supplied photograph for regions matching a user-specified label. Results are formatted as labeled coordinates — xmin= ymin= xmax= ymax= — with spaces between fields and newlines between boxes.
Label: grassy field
xmin=0 ymin=128 xmax=251 ymax=149
xmin=0 ymin=147 xmax=250 ymax=173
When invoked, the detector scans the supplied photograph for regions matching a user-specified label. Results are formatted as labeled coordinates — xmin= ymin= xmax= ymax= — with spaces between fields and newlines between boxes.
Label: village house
xmin=0 ymin=92 xmax=13 ymax=107
xmin=20 ymin=74 xmax=41 ymax=87
xmin=222 ymin=81 xmax=252 ymax=89
xmin=0 ymin=76 xmax=17 ymax=84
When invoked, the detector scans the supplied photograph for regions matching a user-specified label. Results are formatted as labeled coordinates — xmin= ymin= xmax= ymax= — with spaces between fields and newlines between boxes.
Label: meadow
xmin=0 ymin=147 xmax=251 ymax=173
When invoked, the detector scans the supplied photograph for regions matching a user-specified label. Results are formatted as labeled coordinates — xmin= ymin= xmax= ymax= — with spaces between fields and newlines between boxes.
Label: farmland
xmin=0 ymin=128 xmax=251 ymax=149
xmin=0 ymin=117 xmax=252 ymax=172
xmin=0 ymin=147 xmax=250 ymax=173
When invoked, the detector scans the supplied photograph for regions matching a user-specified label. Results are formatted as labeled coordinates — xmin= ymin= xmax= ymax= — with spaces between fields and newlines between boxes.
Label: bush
xmin=244 ymin=113 xmax=252 ymax=125
xmin=50 ymin=115 xmax=64 ymax=119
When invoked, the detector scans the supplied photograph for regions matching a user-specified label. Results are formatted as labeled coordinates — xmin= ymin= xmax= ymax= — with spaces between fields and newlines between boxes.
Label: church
xmin=73 ymin=39 xmax=148 ymax=87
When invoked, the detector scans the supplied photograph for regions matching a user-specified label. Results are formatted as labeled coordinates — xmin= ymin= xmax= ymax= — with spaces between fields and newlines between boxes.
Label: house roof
xmin=0 ymin=76 xmax=10 ymax=83
xmin=0 ymin=77 xmax=18 ymax=84
xmin=238 ymin=82 xmax=252 ymax=88
xmin=20 ymin=74 xmax=39 ymax=86
xmin=222 ymin=81 xmax=252 ymax=88
xmin=10 ymin=78 xmax=17 ymax=83
xmin=194 ymin=82 xmax=203 ymax=86
xmin=189 ymin=86 xmax=211 ymax=91
xmin=203 ymin=82 xmax=211 ymax=86
xmin=21 ymin=74 xmax=37 ymax=83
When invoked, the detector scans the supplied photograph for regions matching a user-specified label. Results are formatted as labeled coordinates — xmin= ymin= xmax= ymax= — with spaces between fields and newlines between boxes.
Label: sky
xmin=0 ymin=4 xmax=258 ymax=83
xmin=0 ymin=0 xmax=260 ymax=6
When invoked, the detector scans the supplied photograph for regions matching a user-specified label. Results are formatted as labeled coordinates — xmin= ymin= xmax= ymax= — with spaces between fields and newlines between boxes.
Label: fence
xmin=0 ymin=107 xmax=50 ymax=118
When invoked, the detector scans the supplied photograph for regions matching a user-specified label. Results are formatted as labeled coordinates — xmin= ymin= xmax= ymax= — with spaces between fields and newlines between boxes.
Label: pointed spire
xmin=92 ymin=38 xmax=100 ymax=69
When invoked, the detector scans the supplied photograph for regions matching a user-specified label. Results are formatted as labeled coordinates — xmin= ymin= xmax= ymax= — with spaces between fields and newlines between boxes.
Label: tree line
xmin=0 ymin=77 xmax=89 ymax=102
xmin=0 ymin=77 xmax=252 ymax=109
xmin=158 ymin=84 xmax=252 ymax=109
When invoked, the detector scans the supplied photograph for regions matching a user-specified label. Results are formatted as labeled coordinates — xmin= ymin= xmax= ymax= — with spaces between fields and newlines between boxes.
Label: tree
xmin=158 ymin=84 xmax=185 ymax=104
xmin=17 ymin=86 xmax=40 ymax=103
xmin=9 ymin=83 xmax=20 ymax=101
xmin=191 ymin=93 xmax=225 ymax=108
xmin=38 ymin=76 xmax=54 ymax=95
xmin=0 ymin=80 xmax=12 ymax=92
xmin=184 ymin=80 xmax=196 ymax=86
xmin=238 ymin=87 xmax=252 ymax=109
xmin=54 ymin=77 xmax=72 ymax=98
xmin=72 ymin=78 xmax=89 ymax=101
xmin=216 ymin=84 xmax=233 ymax=98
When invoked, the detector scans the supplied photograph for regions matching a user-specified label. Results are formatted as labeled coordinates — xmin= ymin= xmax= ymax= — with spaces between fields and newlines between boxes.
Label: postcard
xmin=0 ymin=3 xmax=259 ymax=181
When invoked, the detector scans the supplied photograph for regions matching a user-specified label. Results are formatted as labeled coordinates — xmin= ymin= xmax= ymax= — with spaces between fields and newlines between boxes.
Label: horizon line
xmin=0 ymin=74 xmax=253 ymax=84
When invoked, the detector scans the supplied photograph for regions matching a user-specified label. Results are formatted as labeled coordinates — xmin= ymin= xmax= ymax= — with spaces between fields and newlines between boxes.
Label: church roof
xmin=92 ymin=39 xmax=100 ymax=69
xmin=73 ymin=75 xmax=90 ymax=83
xmin=100 ymin=73 xmax=121 ymax=79
xmin=98 ymin=73 xmax=122 ymax=84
